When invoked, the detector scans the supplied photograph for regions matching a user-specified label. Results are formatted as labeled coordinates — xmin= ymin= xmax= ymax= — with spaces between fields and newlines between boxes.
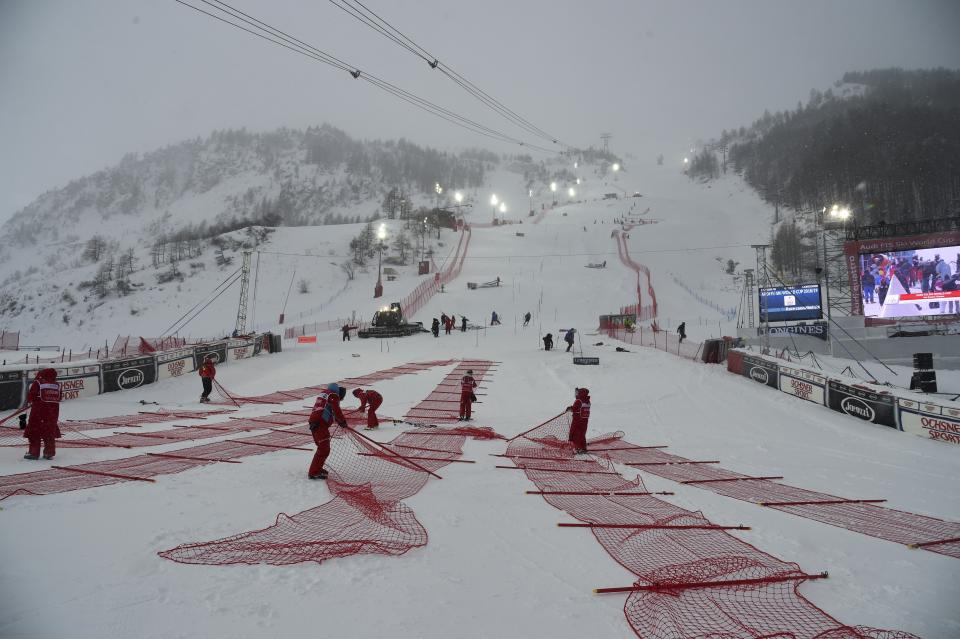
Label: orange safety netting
xmin=159 ymin=361 xmax=499 ymax=566
xmin=593 ymin=435 xmax=960 ymax=559
xmin=504 ymin=412 xmax=918 ymax=639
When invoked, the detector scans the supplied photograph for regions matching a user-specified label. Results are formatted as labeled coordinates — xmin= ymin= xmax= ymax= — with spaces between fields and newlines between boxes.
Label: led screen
xmin=759 ymin=284 xmax=823 ymax=322
xmin=857 ymin=246 xmax=959 ymax=318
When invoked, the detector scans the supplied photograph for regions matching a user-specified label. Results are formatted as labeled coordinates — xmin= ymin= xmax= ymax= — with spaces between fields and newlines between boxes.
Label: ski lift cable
xmin=176 ymin=0 xmax=557 ymax=152
xmin=157 ymin=266 xmax=242 ymax=338
xmin=164 ymin=271 xmax=243 ymax=338
xmin=192 ymin=0 xmax=543 ymax=148
xmin=329 ymin=0 xmax=564 ymax=145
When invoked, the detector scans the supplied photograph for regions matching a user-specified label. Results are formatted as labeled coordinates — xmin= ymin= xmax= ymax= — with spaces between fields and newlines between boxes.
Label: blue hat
xmin=328 ymin=383 xmax=341 ymax=394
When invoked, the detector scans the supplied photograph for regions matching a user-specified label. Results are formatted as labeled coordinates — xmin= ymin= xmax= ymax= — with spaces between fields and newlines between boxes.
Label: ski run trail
xmin=2 ymin=161 xmax=958 ymax=639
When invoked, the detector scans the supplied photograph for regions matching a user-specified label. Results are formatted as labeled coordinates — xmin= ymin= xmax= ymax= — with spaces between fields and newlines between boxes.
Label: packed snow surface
xmin=2 ymin=162 xmax=958 ymax=639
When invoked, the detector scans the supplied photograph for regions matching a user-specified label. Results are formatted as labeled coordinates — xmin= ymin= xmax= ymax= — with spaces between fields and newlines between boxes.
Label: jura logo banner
xmin=118 ymin=368 xmax=145 ymax=390
xmin=749 ymin=366 xmax=769 ymax=384
xmin=840 ymin=396 xmax=875 ymax=422
xmin=204 ymin=352 xmax=222 ymax=363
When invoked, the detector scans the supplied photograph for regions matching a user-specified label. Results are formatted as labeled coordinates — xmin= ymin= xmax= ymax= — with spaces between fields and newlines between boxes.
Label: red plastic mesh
xmin=506 ymin=413 xmax=918 ymax=639
xmin=594 ymin=436 xmax=960 ymax=559
xmin=403 ymin=361 xmax=497 ymax=424
xmin=159 ymin=361 xmax=499 ymax=566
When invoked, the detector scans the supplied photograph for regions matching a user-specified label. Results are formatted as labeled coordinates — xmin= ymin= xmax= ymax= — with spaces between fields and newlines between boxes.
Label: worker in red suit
xmin=307 ymin=383 xmax=348 ymax=480
xmin=566 ymin=387 xmax=591 ymax=454
xmin=198 ymin=356 xmax=216 ymax=403
xmin=23 ymin=368 xmax=62 ymax=460
xmin=459 ymin=369 xmax=478 ymax=421
xmin=353 ymin=388 xmax=383 ymax=429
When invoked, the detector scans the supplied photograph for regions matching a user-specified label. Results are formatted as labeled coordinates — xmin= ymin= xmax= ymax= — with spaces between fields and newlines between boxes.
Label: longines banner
xmin=826 ymin=380 xmax=896 ymax=428
xmin=741 ymin=354 xmax=778 ymax=389
xmin=762 ymin=323 xmax=829 ymax=340
xmin=102 ymin=356 xmax=157 ymax=393
xmin=0 ymin=370 xmax=24 ymax=410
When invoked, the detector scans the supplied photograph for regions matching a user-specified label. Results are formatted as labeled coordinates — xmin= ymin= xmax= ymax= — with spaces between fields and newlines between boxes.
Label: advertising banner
xmin=228 ymin=339 xmax=255 ymax=362
xmin=0 ymin=370 xmax=24 ymax=410
xmin=102 ymin=356 xmax=157 ymax=393
xmin=741 ymin=354 xmax=778 ymax=389
xmin=897 ymin=399 xmax=960 ymax=445
xmin=30 ymin=365 xmax=101 ymax=401
xmin=778 ymin=366 xmax=826 ymax=405
xmin=157 ymin=347 xmax=196 ymax=380
xmin=762 ymin=322 xmax=829 ymax=340
xmin=194 ymin=342 xmax=228 ymax=368
xmin=254 ymin=334 xmax=267 ymax=356
xmin=826 ymin=380 xmax=897 ymax=428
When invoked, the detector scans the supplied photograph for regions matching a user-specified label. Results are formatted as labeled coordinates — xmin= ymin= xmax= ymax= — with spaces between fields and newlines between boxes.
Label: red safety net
xmin=403 ymin=360 xmax=498 ymax=424
xmin=615 ymin=230 xmax=658 ymax=321
xmin=505 ymin=413 xmax=918 ymax=639
xmin=593 ymin=435 xmax=960 ymax=560
xmin=159 ymin=361 xmax=499 ymax=566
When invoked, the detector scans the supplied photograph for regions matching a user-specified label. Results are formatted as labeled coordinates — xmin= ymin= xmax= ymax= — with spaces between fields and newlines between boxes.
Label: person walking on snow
xmin=677 ymin=322 xmax=686 ymax=344
xmin=431 ymin=318 xmax=440 ymax=337
xmin=566 ymin=387 xmax=591 ymax=454
xmin=490 ymin=311 xmax=501 ymax=325
xmin=23 ymin=368 xmax=61 ymax=460
xmin=308 ymin=383 xmax=349 ymax=480
xmin=542 ymin=333 xmax=554 ymax=351
xmin=461 ymin=316 xmax=468 ymax=332
xmin=564 ymin=328 xmax=576 ymax=352
xmin=353 ymin=388 xmax=383 ymax=429
xmin=523 ymin=312 xmax=531 ymax=327
xmin=341 ymin=324 xmax=356 ymax=341
xmin=445 ymin=315 xmax=454 ymax=334
xmin=198 ymin=356 xmax=216 ymax=403
xmin=459 ymin=369 xmax=478 ymax=421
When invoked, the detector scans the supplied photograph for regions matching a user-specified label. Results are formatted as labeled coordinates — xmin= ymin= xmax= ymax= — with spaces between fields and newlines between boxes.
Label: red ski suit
xmin=566 ymin=388 xmax=591 ymax=451
xmin=25 ymin=368 xmax=62 ymax=458
xmin=459 ymin=374 xmax=477 ymax=419
xmin=355 ymin=389 xmax=383 ymax=428
xmin=308 ymin=389 xmax=348 ymax=477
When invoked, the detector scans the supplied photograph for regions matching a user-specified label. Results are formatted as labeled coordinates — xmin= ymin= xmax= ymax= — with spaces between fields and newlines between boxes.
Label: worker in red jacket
xmin=198 ymin=356 xmax=216 ymax=403
xmin=566 ymin=387 xmax=591 ymax=454
xmin=308 ymin=383 xmax=348 ymax=480
xmin=24 ymin=368 xmax=62 ymax=460
xmin=459 ymin=369 xmax=478 ymax=421
xmin=353 ymin=388 xmax=383 ymax=429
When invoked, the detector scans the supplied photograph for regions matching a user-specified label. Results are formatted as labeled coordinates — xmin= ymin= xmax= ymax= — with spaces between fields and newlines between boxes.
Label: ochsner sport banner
xmin=227 ymin=338 xmax=254 ymax=362
xmin=157 ymin=347 xmax=196 ymax=380
xmin=0 ymin=370 xmax=24 ymax=410
xmin=778 ymin=366 xmax=826 ymax=405
xmin=29 ymin=365 xmax=101 ymax=401
xmin=194 ymin=342 xmax=228 ymax=368
xmin=741 ymin=354 xmax=778 ymax=389
xmin=897 ymin=398 xmax=960 ymax=445
xmin=826 ymin=380 xmax=897 ymax=428
xmin=102 ymin=356 xmax=157 ymax=393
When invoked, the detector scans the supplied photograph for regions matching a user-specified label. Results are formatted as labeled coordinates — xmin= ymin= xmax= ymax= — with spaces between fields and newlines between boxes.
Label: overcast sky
xmin=1 ymin=0 xmax=958 ymax=221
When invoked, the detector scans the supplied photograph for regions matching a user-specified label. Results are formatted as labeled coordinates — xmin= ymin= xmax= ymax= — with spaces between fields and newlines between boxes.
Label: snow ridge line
xmin=504 ymin=414 xmax=918 ymax=639
xmin=595 ymin=436 xmax=960 ymax=559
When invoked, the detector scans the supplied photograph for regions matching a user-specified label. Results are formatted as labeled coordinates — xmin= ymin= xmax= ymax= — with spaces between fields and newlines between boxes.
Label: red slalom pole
xmin=0 ymin=406 xmax=27 ymax=426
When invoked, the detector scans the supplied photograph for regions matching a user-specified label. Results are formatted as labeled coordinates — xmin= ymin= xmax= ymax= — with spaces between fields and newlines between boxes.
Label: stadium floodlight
xmin=568 ymin=187 xmax=576 ymax=198
xmin=435 ymin=182 xmax=443 ymax=194
xmin=612 ymin=163 xmax=620 ymax=172
xmin=829 ymin=204 xmax=851 ymax=221
xmin=377 ymin=223 xmax=387 ymax=240
xmin=576 ymin=178 xmax=581 ymax=185
xmin=499 ymin=202 xmax=507 ymax=213
xmin=683 ymin=157 xmax=689 ymax=164
xmin=490 ymin=194 xmax=498 ymax=206
xmin=454 ymin=191 xmax=463 ymax=203
xmin=550 ymin=182 xmax=557 ymax=192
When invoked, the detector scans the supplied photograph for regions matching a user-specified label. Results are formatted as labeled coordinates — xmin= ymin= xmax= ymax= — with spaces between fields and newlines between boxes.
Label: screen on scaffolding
xmin=857 ymin=246 xmax=959 ymax=318
xmin=758 ymin=284 xmax=823 ymax=322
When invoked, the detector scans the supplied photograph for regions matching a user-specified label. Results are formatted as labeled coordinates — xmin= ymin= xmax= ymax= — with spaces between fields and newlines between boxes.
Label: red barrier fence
xmin=158 ymin=360 xmax=498 ymax=567
xmin=505 ymin=413 xmax=918 ymax=639
xmin=615 ymin=230 xmax=657 ymax=321
xmin=594 ymin=435 xmax=960 ymax=560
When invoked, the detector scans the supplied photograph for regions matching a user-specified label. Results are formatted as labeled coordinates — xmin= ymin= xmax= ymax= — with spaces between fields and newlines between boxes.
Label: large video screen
xmin=759 ymin=284 xmax=823 ymax=322
xmin=857 ymin=246 xmax=959 ymax=318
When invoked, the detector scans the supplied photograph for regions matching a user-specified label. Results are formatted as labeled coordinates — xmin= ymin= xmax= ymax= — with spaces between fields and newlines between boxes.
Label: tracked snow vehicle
xmin=357 ymin=302 xmax=426 ymax=338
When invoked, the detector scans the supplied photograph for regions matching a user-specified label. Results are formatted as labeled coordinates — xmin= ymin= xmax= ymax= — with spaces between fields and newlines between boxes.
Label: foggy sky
xmin=1 ymin=0 xmax=958 ymax=222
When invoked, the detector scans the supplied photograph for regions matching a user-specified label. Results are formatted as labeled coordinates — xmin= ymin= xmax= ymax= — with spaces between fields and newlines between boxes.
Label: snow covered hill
xmin=3 ymin=154 xmax=958 ymax=639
